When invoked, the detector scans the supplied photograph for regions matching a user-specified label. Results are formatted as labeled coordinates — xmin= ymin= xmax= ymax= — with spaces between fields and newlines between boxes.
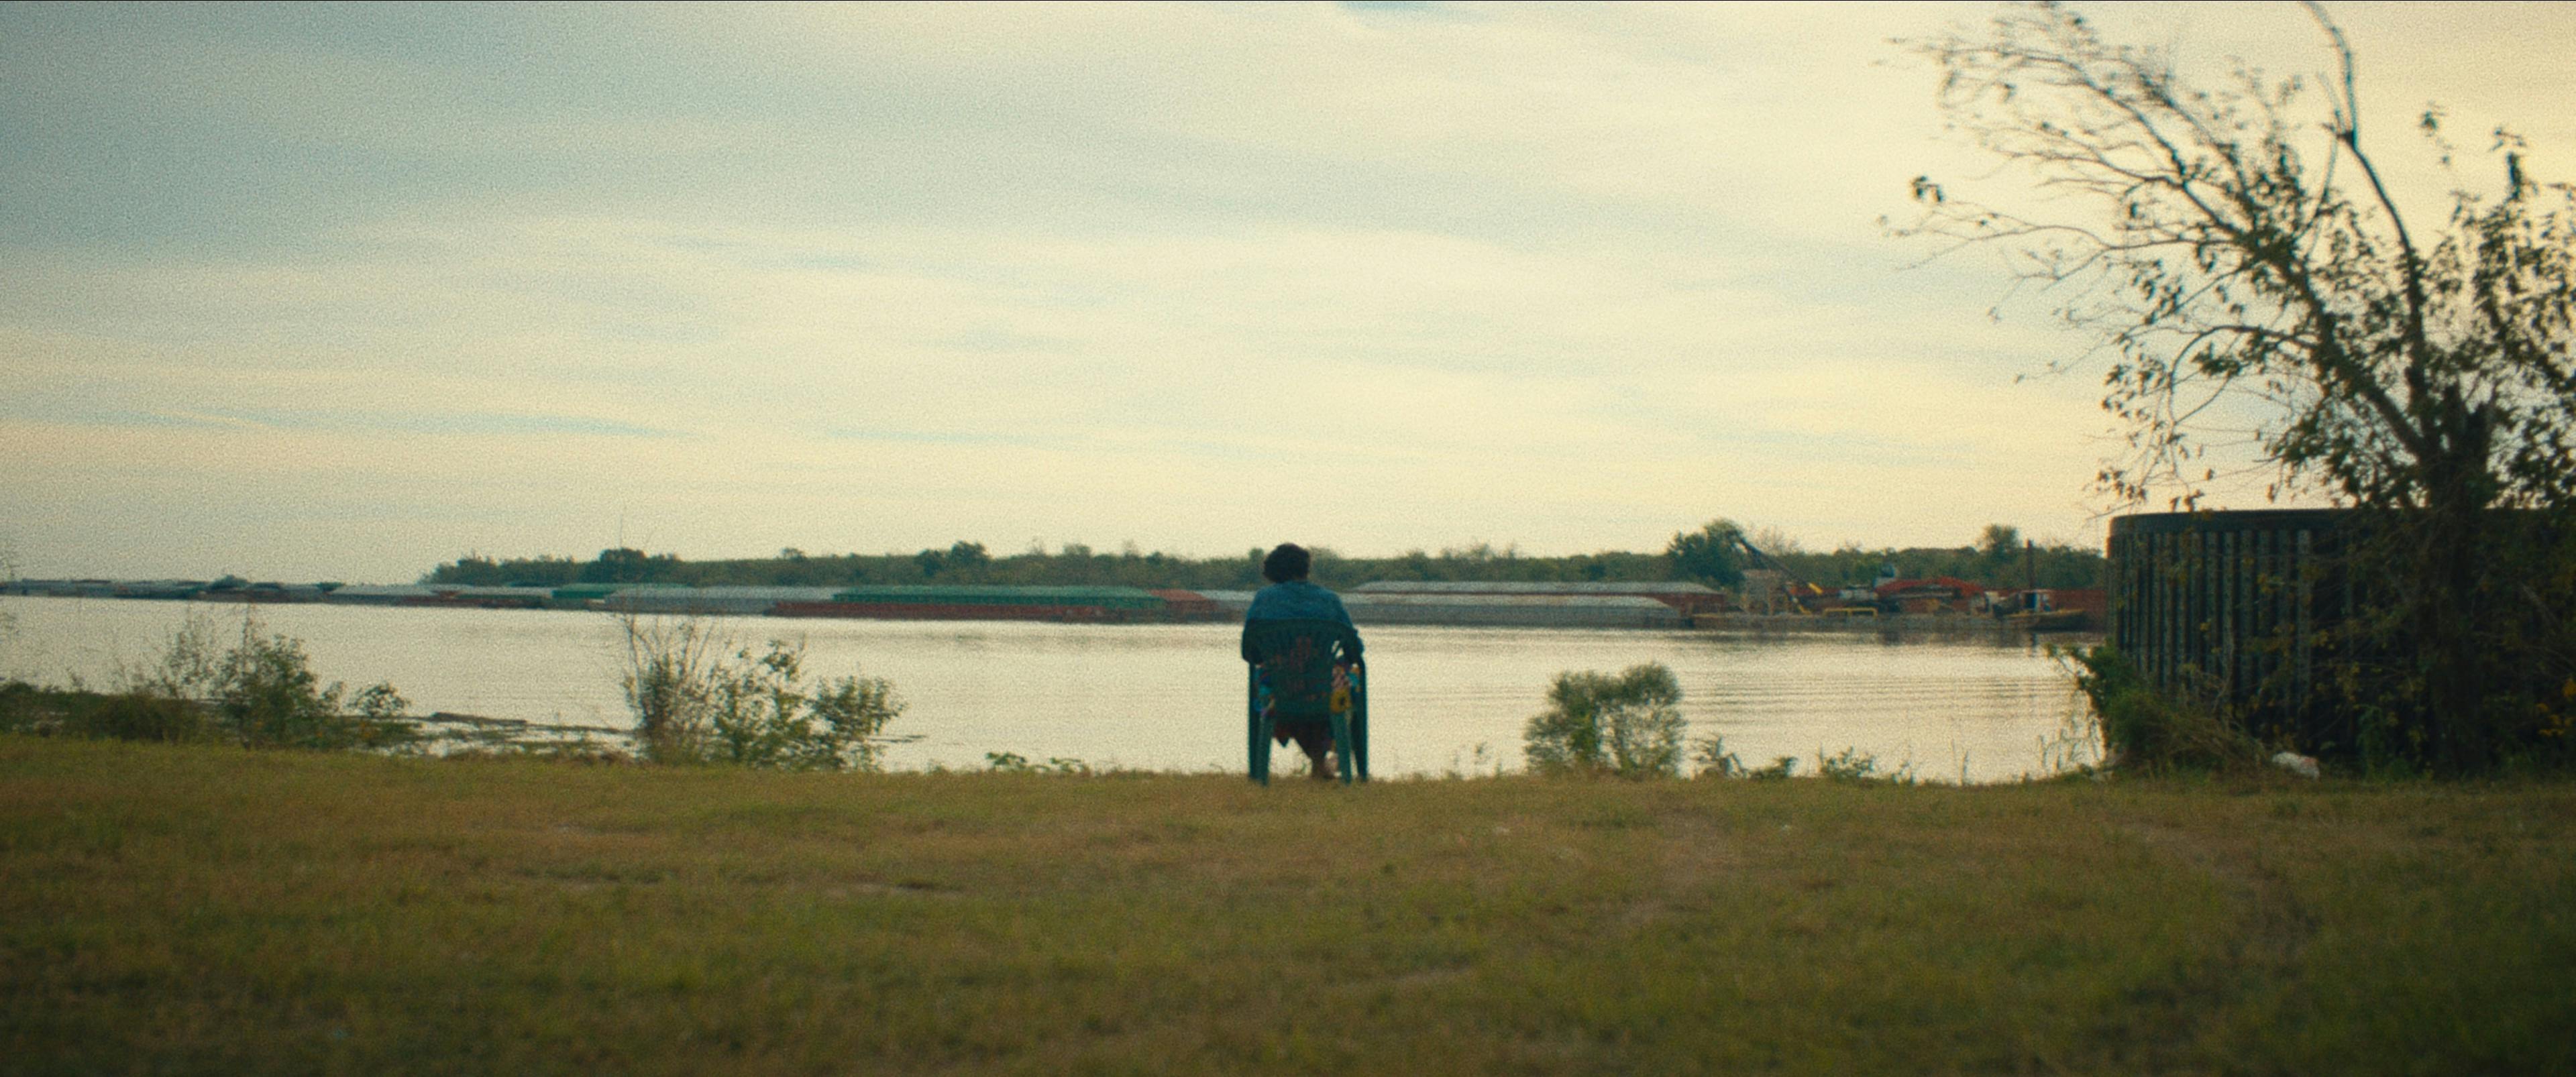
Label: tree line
xmin=423 ymin=526 xmax=2108 ymax=593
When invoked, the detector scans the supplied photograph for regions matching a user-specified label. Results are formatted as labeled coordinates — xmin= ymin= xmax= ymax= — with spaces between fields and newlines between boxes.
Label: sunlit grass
xmin=3 ymin=736 xmax=2571 ymax=1074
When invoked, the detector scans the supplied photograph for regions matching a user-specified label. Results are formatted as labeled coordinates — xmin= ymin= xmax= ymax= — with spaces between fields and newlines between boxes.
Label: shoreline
xmin=1 ymin=589 xmax=2099 ymax=638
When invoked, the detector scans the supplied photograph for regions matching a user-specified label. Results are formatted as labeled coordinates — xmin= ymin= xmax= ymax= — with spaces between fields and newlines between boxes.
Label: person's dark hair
xmin=1261 ymin=543 xmax=1311 ymax=584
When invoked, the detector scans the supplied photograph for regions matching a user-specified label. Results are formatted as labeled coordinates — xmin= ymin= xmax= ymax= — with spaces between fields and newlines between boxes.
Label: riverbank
xmin=5 ymin=737 xmax=2567 ymax=1074
xmin=0 ymin=598 xmax=2096 ymax=780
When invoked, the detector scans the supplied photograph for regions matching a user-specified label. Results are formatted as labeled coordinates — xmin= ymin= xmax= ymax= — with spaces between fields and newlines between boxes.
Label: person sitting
xmin=1240 ymin=543 xmax=1364 ymax=781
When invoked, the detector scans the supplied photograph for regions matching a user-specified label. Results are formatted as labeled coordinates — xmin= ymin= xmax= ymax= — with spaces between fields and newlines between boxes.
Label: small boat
xmin=2006 ymin=608 xmax=2091 ymax=632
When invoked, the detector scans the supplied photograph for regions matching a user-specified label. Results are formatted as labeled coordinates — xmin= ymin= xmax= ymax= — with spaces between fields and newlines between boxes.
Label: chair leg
xmin=1248 ymin=668 xmax=1267 ymax=786
xmin=1328 ymin=712 xmax=1354 ymax=786
xmin=1352 ymin=677 xmax=1369 ymax=783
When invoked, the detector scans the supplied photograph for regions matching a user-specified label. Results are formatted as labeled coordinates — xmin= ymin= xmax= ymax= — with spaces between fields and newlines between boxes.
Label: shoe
xmin=1309 ymin=752 xmax=1338 ymax=781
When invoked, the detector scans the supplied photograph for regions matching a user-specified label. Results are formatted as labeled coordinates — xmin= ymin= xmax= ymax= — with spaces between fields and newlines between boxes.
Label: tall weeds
xmin=7 ymin=610 xmax=411 ymax=749
xmin=2063 ymin=644 xmax=2261 ymax=775
xmin=615 ymin=613 xmax=903 ymax=770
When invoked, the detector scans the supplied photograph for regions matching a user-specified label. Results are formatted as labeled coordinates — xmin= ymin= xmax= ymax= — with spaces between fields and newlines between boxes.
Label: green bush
xmin=1524 ymin=662 xmax=1686 ymax=778
xmin=1747 ymin=756 xmax=1800 ymax=781
xmin=985 ymin=752 xmax=1094 ymax=776
xmin=5 ymin=614 xmax=408 ymax=750
xmin=200 ymin=624 xmax=408 ymax=750
xmin=74 ymin=693 xmax=217 ymax=743
xmin=1817 ymin=746 xmax=1914 ymax=784
xmin=1690 ymin=732 xmax=1745 ymax=779
xmin=2065 ymin=644 xmax=2260 ymax=775
xmin=618 ymin=616 xmax=902 ymax=770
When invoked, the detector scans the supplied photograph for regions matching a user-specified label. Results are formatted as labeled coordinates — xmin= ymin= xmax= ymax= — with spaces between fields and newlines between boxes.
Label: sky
xmin=3 ymin=1 xmax=2571 ymax=583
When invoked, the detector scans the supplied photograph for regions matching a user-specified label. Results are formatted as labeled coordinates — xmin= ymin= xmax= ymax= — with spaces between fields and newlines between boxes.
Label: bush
xmin=1525 ymin=662 xmax=1686 ymax=778
xmin=196 ymin=622 xmax=409 ymax=750
xmin=985 ymin=752 xmax=1094 ymax=776
xmin=618 ymin=615 xmax=902 ymax=770
xmin=1817 ymin=746 xmax=1914 ymax=784
xmin=2065 ymin=644 xmax=2261 ymax=775
xmin=74 ymin=693 xmax=217 ymax=743
xmin=1747 ymin=756 xmax=1800 ymax=781
xmin=1691 ymin=732 xmax=1745 ymax=779
xmin=9 ymin=614 xmax=409 ymax=750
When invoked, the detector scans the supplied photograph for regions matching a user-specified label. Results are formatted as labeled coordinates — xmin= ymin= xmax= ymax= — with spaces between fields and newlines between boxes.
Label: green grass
xmin=3 ymin=736 xmax=2571 ymax=1075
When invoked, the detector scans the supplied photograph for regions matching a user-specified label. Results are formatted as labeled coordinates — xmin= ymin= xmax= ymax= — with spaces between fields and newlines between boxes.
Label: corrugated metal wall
xmin=2106 ymin=510 xmax=2352 ymax=744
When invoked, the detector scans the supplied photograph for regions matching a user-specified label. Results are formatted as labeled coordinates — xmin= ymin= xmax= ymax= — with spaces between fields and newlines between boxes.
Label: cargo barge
xmin=773 ymin=585 xmax=1173 ymax=624
xmin=3 ymin=578 xmax=1760 ymax=630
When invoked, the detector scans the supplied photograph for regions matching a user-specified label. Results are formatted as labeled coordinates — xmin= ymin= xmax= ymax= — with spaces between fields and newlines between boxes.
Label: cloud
xmin=0 ymin=2 xmax=2567 ymax=579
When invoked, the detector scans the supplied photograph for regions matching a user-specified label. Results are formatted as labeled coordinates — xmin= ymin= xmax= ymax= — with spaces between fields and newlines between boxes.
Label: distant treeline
xmin=425 ymin=534 xmax=2108 ymax=592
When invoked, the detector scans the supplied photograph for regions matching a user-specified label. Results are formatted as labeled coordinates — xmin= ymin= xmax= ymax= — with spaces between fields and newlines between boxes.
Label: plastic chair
xmin=1244 ymin=618 xmax=1368 ymax=785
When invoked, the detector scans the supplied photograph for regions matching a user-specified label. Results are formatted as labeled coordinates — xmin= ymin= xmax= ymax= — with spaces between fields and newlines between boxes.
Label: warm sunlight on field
xmin=5 ymin=738 xmax=2570 ymax=1074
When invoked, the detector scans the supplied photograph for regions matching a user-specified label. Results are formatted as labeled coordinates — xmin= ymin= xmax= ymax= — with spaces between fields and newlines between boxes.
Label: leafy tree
xmin=1974 ymin=524 xmax=2020 ymax=561
xmin=1904 ymin=3 xmax=2576 ymax=770
xmin=1665 ymin=519 xmax=1748 ymax=589
xmin=1976 ymin=523 xmax=2025 ymax=581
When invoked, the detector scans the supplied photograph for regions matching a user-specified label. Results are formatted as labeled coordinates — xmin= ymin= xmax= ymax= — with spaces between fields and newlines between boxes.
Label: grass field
xmin=4 ymin=736 xmax=2571 ymax=1075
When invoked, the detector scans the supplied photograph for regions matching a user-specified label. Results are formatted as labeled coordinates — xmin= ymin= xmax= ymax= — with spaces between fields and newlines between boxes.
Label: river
xmin=0 ymin=596 xmax=2100 ymax=781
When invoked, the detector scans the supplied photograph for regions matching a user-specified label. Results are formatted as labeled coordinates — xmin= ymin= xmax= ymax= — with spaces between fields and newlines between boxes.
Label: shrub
xmin=619 ymin=614 xmax=724 ymax=762
xmin=1817 ymin=746 xmax=1915 ymax=784
xmin=200 ymin=623 xmax=409 ymax=750
xmin=74 ymin=693 xmax=216 ymax=743
xmin=1747 ymin=756 xmax=1800 ymax=781
xmin=985 ymin=752 xmax=1093 ymax=776
xmin=11 ymin=614 xmax=409 ymax=750
xmin=618 ymin=615 xmax=902 ymax=770
xmin=1524 ymin=662 xmax=1686 ymax=778
xmin=214 ymin=627 xmax=348 ymax=748
xmin=1690 ymin=732 xmax=1745 ymax=779
xmin=2064 ymin=644 xmax=2261 ymax=775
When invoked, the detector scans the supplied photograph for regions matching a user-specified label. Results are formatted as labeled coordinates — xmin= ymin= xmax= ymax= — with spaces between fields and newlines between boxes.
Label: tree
xmin=1666 ymin=519 xmax=1748 ymax=589
xmin=581 ymin=547 xmax=676 ymax=584
xmin=1902 ymin=3 xmax=2576 ymax=769
xmin=1976 ymin=523 xmax=2024 ymax=581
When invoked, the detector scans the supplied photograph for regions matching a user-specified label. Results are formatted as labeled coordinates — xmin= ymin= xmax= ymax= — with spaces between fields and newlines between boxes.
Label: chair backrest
xmin=1244 ymin=618 xmax=1360 ymax=721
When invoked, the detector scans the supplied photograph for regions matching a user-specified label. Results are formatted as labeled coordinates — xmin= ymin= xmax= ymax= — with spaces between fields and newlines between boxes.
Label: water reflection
xmin=0 ymin=597 xmax=2097 ymax=781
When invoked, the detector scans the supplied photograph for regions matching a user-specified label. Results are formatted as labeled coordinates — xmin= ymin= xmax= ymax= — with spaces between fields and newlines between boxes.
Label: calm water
xmin=0 ymin=596 xmax=2100 ymax=781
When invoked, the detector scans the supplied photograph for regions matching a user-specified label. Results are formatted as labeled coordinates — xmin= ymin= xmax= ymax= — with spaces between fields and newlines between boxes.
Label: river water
xmin=0 ymin=596 xmax=2100 ymax=781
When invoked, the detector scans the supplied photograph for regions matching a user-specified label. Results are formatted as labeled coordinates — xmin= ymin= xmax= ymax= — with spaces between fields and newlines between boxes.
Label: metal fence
xmin=2107 ymin=510 xmax=2355 ymax=746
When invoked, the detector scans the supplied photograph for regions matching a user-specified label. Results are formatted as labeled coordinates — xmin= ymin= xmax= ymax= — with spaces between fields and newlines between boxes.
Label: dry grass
xmin=3 ymin=736 xmax=2571 ymax=1074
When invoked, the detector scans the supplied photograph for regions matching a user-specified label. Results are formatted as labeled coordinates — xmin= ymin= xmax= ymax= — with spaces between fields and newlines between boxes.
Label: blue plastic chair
xmin=1244 ymin=618 xmax=1368 ymax=785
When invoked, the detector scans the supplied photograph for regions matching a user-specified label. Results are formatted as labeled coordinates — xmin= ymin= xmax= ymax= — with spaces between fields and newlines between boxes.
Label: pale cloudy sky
xmin=3 ymin=1 xmax=2569 ymax=583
